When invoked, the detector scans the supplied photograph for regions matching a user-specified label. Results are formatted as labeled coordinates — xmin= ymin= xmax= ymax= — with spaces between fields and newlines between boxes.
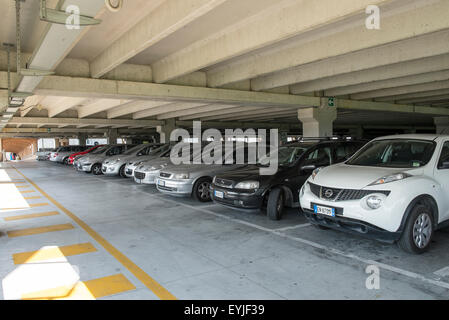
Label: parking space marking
xmin=15 ymin=168 xmax=177 ymax=300
xmin=24 ymin=196 xmax=42 ymax=200
xmin=20 ymin=190 xmax=35 ymax=194
xmin=273 ymin=223 xmax=311 ymax=232
xmin=21 ymin=274 xmax=136 ymax=300
xmin=13 ymin=243 xmax=97 ymax=265
xmin=146 ymin=193 xmax=449 ymax=291
xmin=16 ymin=185 xmax=31 ymax=189
xmin=4 ymin=211 xmax=60 ymax=222
xmin=7 ymin=223 xmax=75 ymax=238
xmin=434 ymin=266 xmax=449 ymax=278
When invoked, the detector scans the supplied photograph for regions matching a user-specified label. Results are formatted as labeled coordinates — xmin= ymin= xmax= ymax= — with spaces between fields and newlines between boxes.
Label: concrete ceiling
xmin=0 ymin=0 xmax=448 ymax=137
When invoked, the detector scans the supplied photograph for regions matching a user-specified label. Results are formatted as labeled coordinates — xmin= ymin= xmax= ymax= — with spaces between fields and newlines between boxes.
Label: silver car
xmin=133 ymin=150 xmax=174 ymax=185
xmin=156 ymin=144 xmax=249 ymax=202
xmin=37 ymin=148 xmax=56 ymax=161
xmin=76 ymin=144 xmax=136 ymax=175
xmin=49 ymin=146 xmax=88 ymax=164
xmin=124 ymin=144 xmax=171 ymax=178
xmin=101 ymin=143 xmax=164 ymax=177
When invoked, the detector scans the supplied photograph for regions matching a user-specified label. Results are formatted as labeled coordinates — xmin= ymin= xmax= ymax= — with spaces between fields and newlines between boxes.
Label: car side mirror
xmin=301 ymin=164 xmax=316 ymax=173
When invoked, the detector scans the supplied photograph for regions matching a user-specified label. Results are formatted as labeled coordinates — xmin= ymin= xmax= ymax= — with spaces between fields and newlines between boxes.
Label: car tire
xmin=119 ymin=165 xmax=126 ymax=178
xmin=92 ymin=164 xmax=103 ymax=176
xmin=267 ymin=188 xmax=284 ymax=221
xmin=193 ymin=177 xmax=212 ymax=202
xmin=398 ymin=205 xmax=434 ymax=254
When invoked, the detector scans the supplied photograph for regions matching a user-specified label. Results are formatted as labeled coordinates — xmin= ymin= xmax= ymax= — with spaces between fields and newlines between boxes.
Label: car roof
xmin=373 ymin=134 xmax=449 ymax=141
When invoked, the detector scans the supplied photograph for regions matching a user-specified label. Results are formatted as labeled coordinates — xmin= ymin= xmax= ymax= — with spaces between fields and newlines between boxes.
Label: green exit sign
xmin=47 ymin=128 xmax=51 ymax=133
xmin=328 ymin=97 xmax=335 ymax=107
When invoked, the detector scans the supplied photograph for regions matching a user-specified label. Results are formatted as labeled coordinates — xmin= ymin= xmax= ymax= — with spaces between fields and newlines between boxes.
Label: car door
xmin=289 ymin=144 xmax=333 ymax=194
xmin=434 ymin=140 xmax=449 ymax=222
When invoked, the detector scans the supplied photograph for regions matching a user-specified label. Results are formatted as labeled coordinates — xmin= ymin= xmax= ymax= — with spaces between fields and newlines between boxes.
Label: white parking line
xmin=274 ymin=223 xmax=311 ymax=232
xmin=434 ymin=266 xmax=449 ymax=278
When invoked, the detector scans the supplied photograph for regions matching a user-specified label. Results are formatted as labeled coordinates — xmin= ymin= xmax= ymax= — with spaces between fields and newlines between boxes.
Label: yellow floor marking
xmin=15 ymin=167 xmax=177 ymax=300
xmin=7 ymin=223 xmax=74 ymax=238
xmin=13 ymin=242 xmax=97 ymax=264
xmin=22 ymin=274 xmax=136 ymax=300
xmin=24 ymin=196 xmax=42 ymax=200
xmin=16 ymin=185 xmax=30 ymax=189
xmin=20 ymin=190 xmax=35 ymax=194
xmin=30 ymin=203 xmax=49 ymax=208
xmin=4 ymin=211 xmax=60 ymax=222
xmin=0 ymin=181 xmax=26 ymax=185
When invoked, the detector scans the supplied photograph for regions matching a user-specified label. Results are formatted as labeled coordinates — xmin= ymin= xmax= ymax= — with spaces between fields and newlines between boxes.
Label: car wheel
xmin=193 ymin=177 xmax=212 ymax=202
xmin=92 ymin=164 xmax=102 ymax=176
xmin=119 ymin=165 xmax=126 ymax=178
xmin=267 ymin=188 xmax=284 ymax=221
xmin=398 ymin=205 xmax=434 ymax=254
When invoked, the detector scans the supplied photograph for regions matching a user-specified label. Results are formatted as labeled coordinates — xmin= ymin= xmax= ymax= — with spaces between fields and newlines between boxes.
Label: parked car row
xmin=47 ymin=134 xmax=449 ymax=254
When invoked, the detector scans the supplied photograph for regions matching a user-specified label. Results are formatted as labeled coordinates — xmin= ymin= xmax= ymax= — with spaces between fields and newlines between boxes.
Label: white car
xmin=300 ymin=134 xmax=449 ymax=254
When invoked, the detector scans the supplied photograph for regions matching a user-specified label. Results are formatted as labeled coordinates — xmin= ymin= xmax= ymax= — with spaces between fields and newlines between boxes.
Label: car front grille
xmin=134 ymin=171 xmax=146 ymax=180
xmin=159 ymin=172 xmax=172 ymax=178
xmin=308 ymin=182 xmax=390 ymax=202
xmin=214 ymin=178 xmax=234 ymax=189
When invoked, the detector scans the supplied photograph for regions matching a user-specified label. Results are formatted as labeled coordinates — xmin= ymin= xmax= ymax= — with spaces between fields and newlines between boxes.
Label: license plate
xmin=158 ymin=179 xmax=165 ymax=187
xmin=214 ymin=190 xmax=224 ymax=199
xmin=313 ymin=205 xmax=335 ymax=217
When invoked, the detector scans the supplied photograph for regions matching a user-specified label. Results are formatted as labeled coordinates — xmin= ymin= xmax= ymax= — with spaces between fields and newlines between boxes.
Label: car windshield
xmin=90 ymin=145 xmax=109 ymax=154
xmin=346 ymin=139 xmax=436 ymax=168
xmin=258 ymin=144 xmax=312 ymax=167
xmin=124 ymin=145 xmax=145 ymax=155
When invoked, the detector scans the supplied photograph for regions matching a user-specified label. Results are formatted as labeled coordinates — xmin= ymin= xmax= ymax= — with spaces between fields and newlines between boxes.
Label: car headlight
xmin=366 ymin=195 xmax=383 ymax=210
xmin=174 ymin=173 xmax=189 ymax=179
xmin=311 ymin=168 xmax=321 ymax=180
xmin=369 ymin=173 xmax=411 ymax=186
xmin=235 ymin=181 xmax=259 ymax=189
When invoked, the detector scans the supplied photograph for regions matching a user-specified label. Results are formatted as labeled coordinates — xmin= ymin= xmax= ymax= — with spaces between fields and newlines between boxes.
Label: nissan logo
xmin=324 ymin=189 xmax=334 ymax=198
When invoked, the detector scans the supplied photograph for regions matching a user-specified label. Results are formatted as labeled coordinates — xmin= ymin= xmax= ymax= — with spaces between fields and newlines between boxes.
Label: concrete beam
xmin=204 ymin=107 xmax=291 ymax=121
xmin=34 ymin=74 xmax=320 ymax=108
xmin=156 ymin=104 xmax=238 ymax=120
xmin=179 ymin=106 xmax=261 ymax=120
xmin=351 ymin=80 xmax=449 ymax=100
xmin=398 ymin=94 xmax=449 ymax=105
xmin=9 ymin=117 xmax=164 ymax=128
xmin=90 ymin=0 xmax=228 ymax=78
xmin=107 ymin=100 xmax=173 ymax=119
xmin=326 ymin=69 xmax=449 ymax=97
xmin=375 ymin=89 xmax=449 ymax=103
xmin=208 ymin=1 xmax=449 ymax=88
xmin=20 ymin=96 xmax=45 ymax=117
xmin=78 ymin=99 xmax=131 ymax=118
xmin=152 ymin=0 xmax=391 ymax=83
xmin=133 ymin=102 xmax=208 ymax=120
xmin=47 ymin=97 xmax=88 ymax=118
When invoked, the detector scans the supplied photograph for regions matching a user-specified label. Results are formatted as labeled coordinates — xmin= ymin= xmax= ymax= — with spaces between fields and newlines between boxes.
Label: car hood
xmin=312 ymin=163 xmax=423 ymax=189
xmin=103 ymin=154 xmax=134 ymax=164
xmin=80 ymin=154 xmax=106 ymax=163
xmin=127 ymin=155 xmax=160 ymax=165
xmin=136 ymin=158 xmax=171 ymax=171
xmin=215 ymin=165 xmax=276 ymax=182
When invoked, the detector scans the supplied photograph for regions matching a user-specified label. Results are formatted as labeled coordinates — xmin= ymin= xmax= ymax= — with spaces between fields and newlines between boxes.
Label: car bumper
xmin=299 ymin=182 xmax=406 ymax=237
xmin=210 ymin=185 xmax=263 ymax=210
xmin=156 ymin=178 xmax=194 ymax=197
xmin=133 ymin=170 xmax=159 ymax=185
xmin=102 ymin=164 xmax=121 ymax=175
xmin=125 ymin=166 xmax=136 ymax=178
xmin=76 ymin=163 xmax=93 ymax=172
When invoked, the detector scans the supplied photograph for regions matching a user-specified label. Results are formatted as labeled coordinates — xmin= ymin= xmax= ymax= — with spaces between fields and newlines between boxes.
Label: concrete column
xmin=157 ymin=119 xmax=176 ymax=144
xmin=78 ymin=133 xmax=88 ymax=146
xmin=107 ymin=129 xmax=119 ymax=144
xmin=54 ymin=138 xmax=60 ymax=148
xmin=434 ymin=117 xmax=449 ymax=134
xmin=298 ymin=98 xmax=337 ymax=137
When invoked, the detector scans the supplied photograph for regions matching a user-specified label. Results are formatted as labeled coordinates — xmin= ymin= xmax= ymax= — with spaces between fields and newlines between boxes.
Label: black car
xmin=210 ymin=138 xmax=366 ymax=220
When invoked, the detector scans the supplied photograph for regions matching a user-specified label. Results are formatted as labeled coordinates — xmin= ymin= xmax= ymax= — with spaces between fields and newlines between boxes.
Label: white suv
xmin=299 ymin=134 xmax=449 ymax=254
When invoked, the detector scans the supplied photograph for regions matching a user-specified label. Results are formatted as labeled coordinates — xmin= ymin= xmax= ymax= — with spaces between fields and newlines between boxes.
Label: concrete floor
xmin=1 ymin=161 xmax=449 ymax=300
